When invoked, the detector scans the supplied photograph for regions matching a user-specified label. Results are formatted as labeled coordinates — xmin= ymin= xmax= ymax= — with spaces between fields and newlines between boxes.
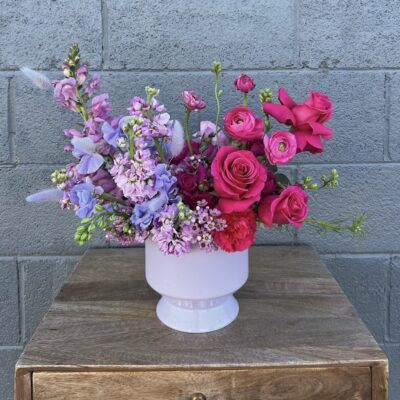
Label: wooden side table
xmin=15 ymin=246 xmax=388 ymax=400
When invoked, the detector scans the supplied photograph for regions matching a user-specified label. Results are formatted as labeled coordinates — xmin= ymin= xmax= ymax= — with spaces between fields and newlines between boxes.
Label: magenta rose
xmin=177 ymin=172 xmax=198 ymax=194
xmin=264 ymin=131 xmax=297 ymax=165
xmin=224 ymin=106 xmax=264 ymax=142
xmin=211 ymin=146 xmax=267 ymax=213
xmin=263 ymin=88 xmax=333 ymax=154
xmin=182 ymin=90 xmax=206 ymax=111
xmin=234 ymin=74 xmax=256 ymax=93
xmin=258 ymin=185 xmax=308 ymax=228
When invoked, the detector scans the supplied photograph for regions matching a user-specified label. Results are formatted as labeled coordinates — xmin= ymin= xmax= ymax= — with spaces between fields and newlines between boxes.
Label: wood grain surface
xmin=33 ymin=367 xmax=372 ymax=400
xmin=17 ymin=246 xmax=386 ymax=371
xmin=15 ymin=245 xmax=388 ymax=400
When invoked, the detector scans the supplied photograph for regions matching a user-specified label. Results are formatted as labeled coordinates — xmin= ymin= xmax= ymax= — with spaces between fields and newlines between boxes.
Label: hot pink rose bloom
xmin=234 ymin=74 xmax=256 ymax=93
xmin=211 ymin=146 xmax=267 ymax=213
xmin=263 ymin=88 xmax=333 ymax=154
xmin=263 ymin=131 xmax=297 ymax=165
xmin=258 ymin=185 xmax=308 ymax=228
xmin=224 ymin=106 xmax=264 ymax=142
xmin=182 ymin=90 xmax=206 ymax=111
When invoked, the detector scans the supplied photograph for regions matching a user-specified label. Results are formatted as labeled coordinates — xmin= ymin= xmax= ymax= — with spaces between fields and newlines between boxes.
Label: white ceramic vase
xmin=145 ymin=240 xmax=249 ymax=333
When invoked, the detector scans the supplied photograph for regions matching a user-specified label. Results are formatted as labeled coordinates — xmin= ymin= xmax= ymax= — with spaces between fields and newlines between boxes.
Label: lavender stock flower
xmin=85 ymin=74 xmax=100 ymax=97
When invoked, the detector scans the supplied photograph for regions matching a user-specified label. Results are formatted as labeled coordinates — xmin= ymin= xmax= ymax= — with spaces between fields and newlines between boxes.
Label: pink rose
xmin=182 ymin=90 xmax=206 ymax=111
xmin=263 ymin=131 xmax=297 ymax=165
xmin=258 ymin=185 xmax=308 ymax=228
xmin=263 ymin=88 xmax=333 ymax=154
xmin=224 ymin=106 xmax=264 ymax=142
xmin=234 ymin=74 xmax=256 ymax=93
xmin=211 ymin=146 xmax=267 ymax=213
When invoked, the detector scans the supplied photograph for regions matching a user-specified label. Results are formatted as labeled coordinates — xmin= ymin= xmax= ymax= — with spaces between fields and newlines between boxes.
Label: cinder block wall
xmin=1 ymin=0 xmax=399 ymax=398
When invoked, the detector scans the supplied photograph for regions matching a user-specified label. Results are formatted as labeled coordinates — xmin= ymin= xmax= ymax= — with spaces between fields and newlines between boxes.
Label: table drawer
xmin=33 ymin=367 xmax=371 ymax=400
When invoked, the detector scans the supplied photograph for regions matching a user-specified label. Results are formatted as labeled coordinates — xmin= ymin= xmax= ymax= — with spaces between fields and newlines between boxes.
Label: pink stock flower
xmin=91 ymin=94 xmax=112 ymax=119
xmin=52 ymin=78 xmax=78 ymax=110
xmin=85 ymin=74 xmax=100 ymax=97
xmin=182 ymin=90 xmax=206 ymax=111
xmin=211 ymin=146 xmax=267 ymax=213
xmin=76 ymin=65 xmax=88 ymax=86
xmin=258 ymin=185 xmax=308 ymax=228
xmin=224 ymin=106 xmax=264 ymax=142
xmin=263 ymin=131 xmax=297 ymax=165
xmin=263 ymin=88 xmax=333 ymax=154
xmin=234 ymin=74 xmax=255 ymax=93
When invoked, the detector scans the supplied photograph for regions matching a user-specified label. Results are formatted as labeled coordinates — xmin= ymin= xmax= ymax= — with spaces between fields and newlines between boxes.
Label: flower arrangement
xmin=25 ymin=45 xmax=365 ymax=256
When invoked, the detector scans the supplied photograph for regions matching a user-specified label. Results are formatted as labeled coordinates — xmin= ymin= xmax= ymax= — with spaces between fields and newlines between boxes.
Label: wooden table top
xmin=17 ymin=245 xmax=386 ymax=372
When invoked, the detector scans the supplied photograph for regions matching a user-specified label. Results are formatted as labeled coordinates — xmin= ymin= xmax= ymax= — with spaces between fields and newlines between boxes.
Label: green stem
xmin=129 ymin=132 xmax=134 ymax=159
xmin=243 ymin=92 xmax=248 ymax=106
xmin=184 ymin=109 xmax=193 ymax=155
xmin=154 ymin=138 xmax=166 ymax=163
xmin=304 ymin=217 xmax=365 ymax=236
xmin=214 ymin=75 xmax=221 ymax=146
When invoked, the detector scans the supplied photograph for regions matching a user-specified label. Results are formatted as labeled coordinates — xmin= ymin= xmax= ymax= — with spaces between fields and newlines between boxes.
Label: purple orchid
xmin=71 ymin=137 xmax=104 ymax=175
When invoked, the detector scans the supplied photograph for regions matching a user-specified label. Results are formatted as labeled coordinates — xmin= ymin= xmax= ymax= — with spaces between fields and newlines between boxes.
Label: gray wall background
xmin=1 ymin=0 xmax=399 ymax=398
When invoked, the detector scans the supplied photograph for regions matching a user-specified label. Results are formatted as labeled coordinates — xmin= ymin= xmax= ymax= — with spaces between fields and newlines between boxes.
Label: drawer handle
xmin=191 ymin=393 xmax=207 ymax=400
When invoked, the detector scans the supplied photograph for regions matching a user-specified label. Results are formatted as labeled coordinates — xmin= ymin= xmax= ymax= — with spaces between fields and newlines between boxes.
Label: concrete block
xmin=299 ymin=0 xmax=400 ymax=68
xmin=0 ymin=0 xmax=102 ymax=69
xmin=105 ymin=0 xmax=297 ymax=70
xmin=324 ymin=255 xmax=389 ymax=343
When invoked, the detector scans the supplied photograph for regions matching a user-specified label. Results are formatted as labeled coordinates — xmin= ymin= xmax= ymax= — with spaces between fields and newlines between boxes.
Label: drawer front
xmin=33 ymin=367 xmax=371 ymax=400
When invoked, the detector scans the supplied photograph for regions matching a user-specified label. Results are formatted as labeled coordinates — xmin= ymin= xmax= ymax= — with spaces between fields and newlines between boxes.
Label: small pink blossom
xmin=182 ymin=90 xmax=206 ymax=111
xmin=234 ymin=74 xmax=255 ymax=93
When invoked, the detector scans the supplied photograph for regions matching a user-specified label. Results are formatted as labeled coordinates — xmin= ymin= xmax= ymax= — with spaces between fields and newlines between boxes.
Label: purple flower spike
xmin=71 ymin=137 xmax=104 ymax=175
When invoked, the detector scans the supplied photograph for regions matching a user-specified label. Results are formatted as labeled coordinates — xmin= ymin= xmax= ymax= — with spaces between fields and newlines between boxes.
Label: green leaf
xmin=275 ymin=173 xmax=291 ymax=187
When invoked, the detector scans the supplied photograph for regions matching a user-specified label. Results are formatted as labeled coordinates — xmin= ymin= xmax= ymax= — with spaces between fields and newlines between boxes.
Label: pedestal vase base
xmin=156 ymin=294 xmax=239 ymax=333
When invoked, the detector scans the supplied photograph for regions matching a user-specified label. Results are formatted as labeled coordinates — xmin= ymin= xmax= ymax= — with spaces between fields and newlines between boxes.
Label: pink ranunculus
xmin=264 ymin=131 xmax=297 ymax=165
xmin=234 ymin=74 xmax=256 ymax=93
xmin=263 ymin=88 xmax=333 ymax=154
xmin=211 ymin=146 xmax=267 ymax=213
xmin=258 ymin=185 xmax=308 ymax=228
xmin=182 ymin=90 xmax=206 ymax=111
xmin=224 ymin=106 xmax=264 ymax=142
